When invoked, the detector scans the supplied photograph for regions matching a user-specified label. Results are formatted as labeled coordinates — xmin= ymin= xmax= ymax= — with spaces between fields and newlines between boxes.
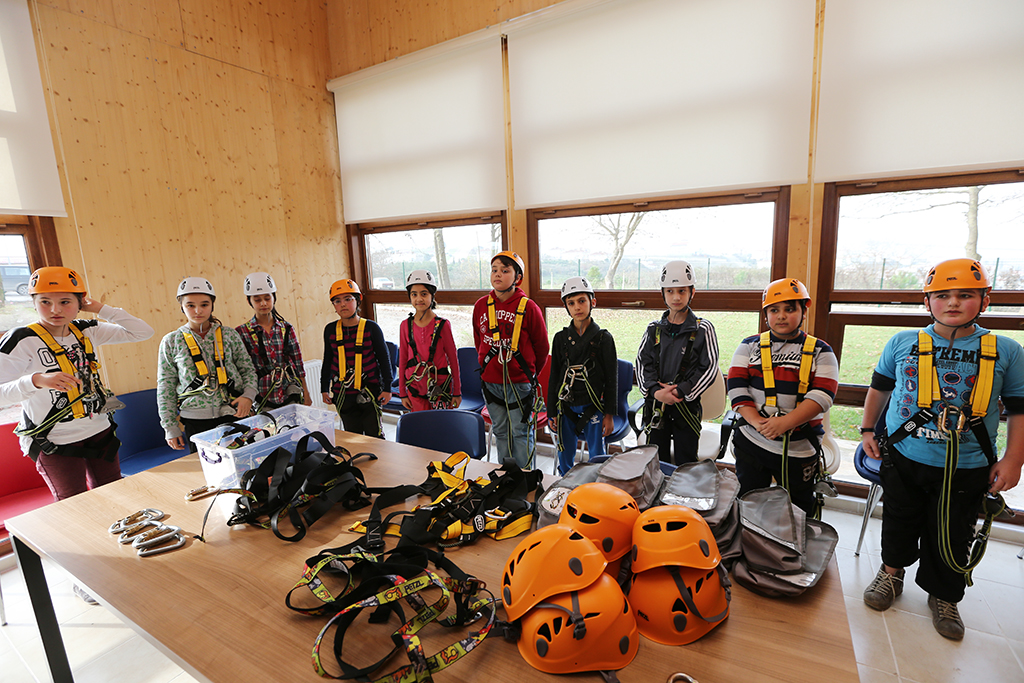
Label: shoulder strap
xmin=27 ymin=323 xmax=86 ymax=419
xmin=336 ymin=318 xmax=367 ymax=391
xmin=972 ymin=333 xmax=997 ymax=417
xmin=797 ymin=335 xmax=818 ymax=402
xmin=181 ymin=327 xmax=227 ymax=386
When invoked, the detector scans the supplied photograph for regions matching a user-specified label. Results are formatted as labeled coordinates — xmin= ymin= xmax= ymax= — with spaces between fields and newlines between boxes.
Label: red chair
xmin=1 ymin=421 xmax=54 ymax=625
xmin=481 ymin=355 xmax=551 ymax=466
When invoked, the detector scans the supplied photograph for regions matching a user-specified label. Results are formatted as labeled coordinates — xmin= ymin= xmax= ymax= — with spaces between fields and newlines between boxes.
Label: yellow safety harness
xmin=27 ymin=322 xmax=97 ymax=419
xmin=757 ymin=331 xmax=832 ymax=519
xmin=336 ymin=318 xmax=367 ymax=391
xmin=917 ymin=330 xmax=997 ymax=428
xmin=181 ymin=326 xmax=227 ymax=387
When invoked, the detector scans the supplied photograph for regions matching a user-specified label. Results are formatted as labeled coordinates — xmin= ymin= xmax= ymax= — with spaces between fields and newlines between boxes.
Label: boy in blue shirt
xmin=860 ymin=259 xmax=1024 ymax=640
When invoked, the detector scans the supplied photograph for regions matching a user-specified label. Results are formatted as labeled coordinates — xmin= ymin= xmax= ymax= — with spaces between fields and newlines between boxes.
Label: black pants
xmin=732 ymin=427 xmax=818 ymax=516
xmin=337 ymin=395 xmax=383 ymax=439
xmin=648 ymin=405 xmax=700 ymax=466
xmin=182 ymin=415 xmax=238 ymax=453
xmin=880 ymin=444 xmax=989 ymax=603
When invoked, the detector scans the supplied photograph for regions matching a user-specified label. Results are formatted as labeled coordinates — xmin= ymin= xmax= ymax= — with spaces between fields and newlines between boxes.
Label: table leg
xmin=13 ymin=536 xmax=74 ymax=683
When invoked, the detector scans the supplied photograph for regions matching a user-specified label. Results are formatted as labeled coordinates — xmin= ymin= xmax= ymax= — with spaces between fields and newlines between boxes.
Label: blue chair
xmin=854 ymin=443 xmax=883 ymax=556
xmin=383 ymin=341 xmax=406 ymax=414
xmin=116 ymin=389 xmax=187 ymax=475
xmin=395 ymin=409 xmax=487 ymax=459
xmin=604 ymin=359 xmax=635 ymax=449
xmin=456 ymin=347 xmax=485 ymax=413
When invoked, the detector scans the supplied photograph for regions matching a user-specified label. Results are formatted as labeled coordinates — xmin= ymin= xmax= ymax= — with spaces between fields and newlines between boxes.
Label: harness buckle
xmin=937 ymin=404 xmax=966 ymax=437
xmin=759 ymin=404 xmax=781 ymax=418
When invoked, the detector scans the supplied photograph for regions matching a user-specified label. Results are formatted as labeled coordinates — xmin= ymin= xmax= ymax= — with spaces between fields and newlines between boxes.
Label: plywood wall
xmin=30 ymin=0 xmax=345 ymax=395
xmin=326 ymin=0 xmax=566 ymax=77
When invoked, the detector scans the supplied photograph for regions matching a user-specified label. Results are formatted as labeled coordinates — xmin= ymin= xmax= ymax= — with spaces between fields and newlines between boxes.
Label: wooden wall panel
xmin=269 ymin=79 xmax=347 ymax=357
xmin=31 ymin=0 xmax=339 ymax=394
xmin=327 ymin=0 xmax=565 ymax=77
xmin=179 ymin=0 xmax=328 ymax=90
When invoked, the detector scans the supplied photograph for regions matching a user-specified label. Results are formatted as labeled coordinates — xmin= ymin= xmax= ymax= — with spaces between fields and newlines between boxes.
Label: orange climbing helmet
xmin=501 ymin=524 xmax=607 ymax=621
xmin=492 ymin=250 xmax=525 ymax=278
xmin=923 ymin=258 xmax=990 ymax=294
xmin=329 ymin=279 xmax=361 ymax=300
xmin=28 ymin=267 xmax=86 ymax=295
xmin=629 ymin=564 xmax=731 ymax=645
xmin=762 ymin=278 xmax=811 ymax=309
xmin=630 ymin=505 xmax=721 ymax=573
xmin=558 ymin=483 xmax=640 ymax=563
xmin=517 ymin=573 xmax=639 ymax=674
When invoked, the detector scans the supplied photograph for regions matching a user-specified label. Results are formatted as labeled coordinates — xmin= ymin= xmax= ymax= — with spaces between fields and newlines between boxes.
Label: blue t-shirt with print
xmin=876 ymin=324 xmax=1024 ymax=469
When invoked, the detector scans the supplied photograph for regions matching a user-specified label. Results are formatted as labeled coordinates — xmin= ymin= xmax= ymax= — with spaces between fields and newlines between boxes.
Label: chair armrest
xmin=628 ymin=398 xmax=646 ymax=436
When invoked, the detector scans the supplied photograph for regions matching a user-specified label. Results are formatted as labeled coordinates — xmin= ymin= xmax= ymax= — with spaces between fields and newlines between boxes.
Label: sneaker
xmin=928 ymin=595 xmax=965 ymax=641
xmin=73 ymin=584 xmax=99 ymax=606
xmin=863 ymin=566 xmax=904 ymax=611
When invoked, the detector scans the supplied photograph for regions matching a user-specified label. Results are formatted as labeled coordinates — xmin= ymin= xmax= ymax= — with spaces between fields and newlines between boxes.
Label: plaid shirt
xmin=236 ymin=316 xmax=305 ymax=405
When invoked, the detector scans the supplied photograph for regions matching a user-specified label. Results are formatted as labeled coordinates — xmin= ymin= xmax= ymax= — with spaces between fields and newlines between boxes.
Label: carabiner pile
xmin=108 ymin=508 xmax=187 ymax=557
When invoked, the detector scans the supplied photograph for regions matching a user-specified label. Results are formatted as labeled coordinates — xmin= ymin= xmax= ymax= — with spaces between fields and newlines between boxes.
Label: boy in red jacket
xmin=473 ymin=251 xmax=549 ymax=468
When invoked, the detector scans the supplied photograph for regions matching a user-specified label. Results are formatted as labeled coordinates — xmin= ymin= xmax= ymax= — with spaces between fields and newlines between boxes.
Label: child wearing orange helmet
xmin=0 ymin=267 xmax=154 ymax=499
xmin=321 ymin=279 xmax=392 ymax=438
xmin=726 ymin=278 xmax=839 ymax=516
xmin=860 ymin=258 xmax=1024 ymax=641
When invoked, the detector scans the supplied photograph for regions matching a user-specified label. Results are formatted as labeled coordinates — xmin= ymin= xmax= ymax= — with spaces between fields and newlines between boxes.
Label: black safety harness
xmin=403 ymin=314 xmax=455 ymax=409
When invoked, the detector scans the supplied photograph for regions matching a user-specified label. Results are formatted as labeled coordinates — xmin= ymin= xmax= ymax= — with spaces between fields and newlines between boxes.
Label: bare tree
xmin=433 ymin=228 xmax=451 ymax=288
xmin=593 ymin=212 xmax=645 ymax=289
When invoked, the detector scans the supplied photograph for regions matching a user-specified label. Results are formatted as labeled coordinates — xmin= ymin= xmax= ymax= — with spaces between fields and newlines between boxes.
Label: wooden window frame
xmin=526 ymin=187 xmax=791 ymax=313
xmin=0 ymin=215 xmax=63 ymax=270
xmin=347 ymin=212 xmax=508 ymax=320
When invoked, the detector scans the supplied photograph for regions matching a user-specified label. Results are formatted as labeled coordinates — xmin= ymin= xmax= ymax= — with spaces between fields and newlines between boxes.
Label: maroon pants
xmin=34 ymin=441 xmax=123 ymax=501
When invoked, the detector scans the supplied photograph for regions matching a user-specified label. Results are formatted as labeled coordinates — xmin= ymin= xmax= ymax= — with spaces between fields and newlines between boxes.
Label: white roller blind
xmin=0 ymin=0 xmax=65 ymax=216
xmin=329 ymin=35 xmax=507 ymax=224
xmin=815 ymin=0 xmax=1024 ymax=182
xmin=506 ymin=0 xmax=816 ymax=209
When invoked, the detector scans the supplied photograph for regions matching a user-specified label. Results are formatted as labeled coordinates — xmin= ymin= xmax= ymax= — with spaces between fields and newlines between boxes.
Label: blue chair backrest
xmin=115 ymin=389 xmax=166 ymax=456
xmin=615 ymin=359 xmax=633 ymax=419
xmin=386 ymin=341 xmax=400 ymax=387
xmin=396 ymin=409 xmax=487 ymax=458
xmin=456 ymin=347 xmax=485 ymax=412
xmin=854 ymin=443 xmax=882 ymax=483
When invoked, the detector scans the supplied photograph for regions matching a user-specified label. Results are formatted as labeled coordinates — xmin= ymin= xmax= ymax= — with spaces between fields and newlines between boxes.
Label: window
xmin=348 ymin=213 xmax=506 ymax=338
xmin=818 ymin=170 xmax=1024 ymax=512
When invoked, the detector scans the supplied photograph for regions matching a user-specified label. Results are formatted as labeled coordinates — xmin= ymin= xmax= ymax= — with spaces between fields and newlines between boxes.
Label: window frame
xmin=347 ymin=212 xmax=508 ymax=320
xmin=0 ymin=215 xmax=63 ymax=270
xmin=525 ymin=187 xmax=791 ymax=313
xmin=814 ymin=168 xmax=1024 ymax=406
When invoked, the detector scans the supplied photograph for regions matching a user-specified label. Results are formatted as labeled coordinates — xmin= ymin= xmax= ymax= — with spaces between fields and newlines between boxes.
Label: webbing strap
xmin=336 ymin=318 xmax=366 ymax=391
xmin=28 ymin=323 xmax=88 ymax=419
xmin=759 ymin=331 xmax=817 ymax=408
xmin=486 ymin=295 xmax=529 ymax=353
xmin=181 ymin=327 xmax=227 ymax=386
xmin=917 ymin=330 xmax=996 ymax=417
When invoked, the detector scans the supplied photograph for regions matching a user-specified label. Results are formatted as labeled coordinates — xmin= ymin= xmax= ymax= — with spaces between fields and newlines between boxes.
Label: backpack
xmin=732 ymin=486 xmax=838 ymax=597
xmin=596 ymin=445 xmax=664 ymax=510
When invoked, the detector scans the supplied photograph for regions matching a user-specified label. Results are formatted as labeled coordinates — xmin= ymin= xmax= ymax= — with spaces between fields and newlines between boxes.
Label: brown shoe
xmin=863 ymin=566 xmax=904 ymax=611
xmin=928 ymin=595 xmax=965 ymax=641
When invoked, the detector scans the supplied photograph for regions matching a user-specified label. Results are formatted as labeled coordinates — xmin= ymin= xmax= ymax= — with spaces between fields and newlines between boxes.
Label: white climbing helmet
xmin=405 ymin=270 xmax=437 ymax=292
xmin=561 ymin=276 xmax=595 ymax=300
xmin=660 ymin=261 xmax=696 ymax=288
xmin=177 ymin=277 xmax=216 ymax=299
xmin=244 ymin=272 xmax=277 ymax=296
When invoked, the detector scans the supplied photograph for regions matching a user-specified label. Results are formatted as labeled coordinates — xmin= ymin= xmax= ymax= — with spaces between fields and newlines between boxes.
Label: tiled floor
xmin=3 ymin=420 xmax=1023 ymax=682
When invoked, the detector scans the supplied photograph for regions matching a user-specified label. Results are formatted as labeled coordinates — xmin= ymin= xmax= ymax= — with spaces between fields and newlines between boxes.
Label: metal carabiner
xmin=108 ymin=508 xmax=165 ymax=534
xmin=137 ymin=533 xmax=187 ymax=557
xmin=118 ymin=519 xmax=163 ymax=544
xmin=131 ymin=524 xmax=183 ymax=550
xmin=185 ymin=484 xmax=220 ymax=501
xmin=667 ymin=675 xmax=699 ymax=683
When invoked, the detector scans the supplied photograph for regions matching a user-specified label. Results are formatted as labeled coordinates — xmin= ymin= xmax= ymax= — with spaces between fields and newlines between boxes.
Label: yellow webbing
xmin=336 ymin=318 xmax=366 ymax=391
xmin=28 ymin=323 xmax=87 ymax=419
xmin=487 ymin=295 xmax=530 ymax=353
xmin=918 ymin=330 xmax=996 ymax=416
xmin=759 ymin=331 xmax=817 ymax=408
xmin=181 ymin=327 xmax=227 ymax=386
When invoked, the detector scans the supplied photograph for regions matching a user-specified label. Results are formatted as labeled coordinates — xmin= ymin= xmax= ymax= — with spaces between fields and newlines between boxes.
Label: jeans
xmin=556 ymin=404 xmax=606 ymax=475
xmin=484 ymin=381 xmax=535 ymax=468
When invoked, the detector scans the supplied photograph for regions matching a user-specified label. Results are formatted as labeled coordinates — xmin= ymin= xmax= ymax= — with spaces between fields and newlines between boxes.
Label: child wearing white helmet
xmin=726 ymin=278 xmax=839 ymax=517
xmin=548 ymin=276 xmax=618 ymax=475
xmin=472 ymin=251 xmax=549 ymax=468
xmin=634 ymin=260 xmax=720 ymax=465
xmin=398 ymin=270 xmax=461 ymax=411
xmin=236 ymin=272 xmax=311 ymax=411
xmin=321 ymin=278 xmax=393 ymax=438
xmin=157 ymin=277 xmax=258 ymax=452
xmin=860 ymin=258 xmax=1024 ymax=641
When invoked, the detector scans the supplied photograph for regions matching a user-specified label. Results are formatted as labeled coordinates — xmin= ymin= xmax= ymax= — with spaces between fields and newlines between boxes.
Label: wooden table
xmin=8 ymin=433 xmax=859 ymax=683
